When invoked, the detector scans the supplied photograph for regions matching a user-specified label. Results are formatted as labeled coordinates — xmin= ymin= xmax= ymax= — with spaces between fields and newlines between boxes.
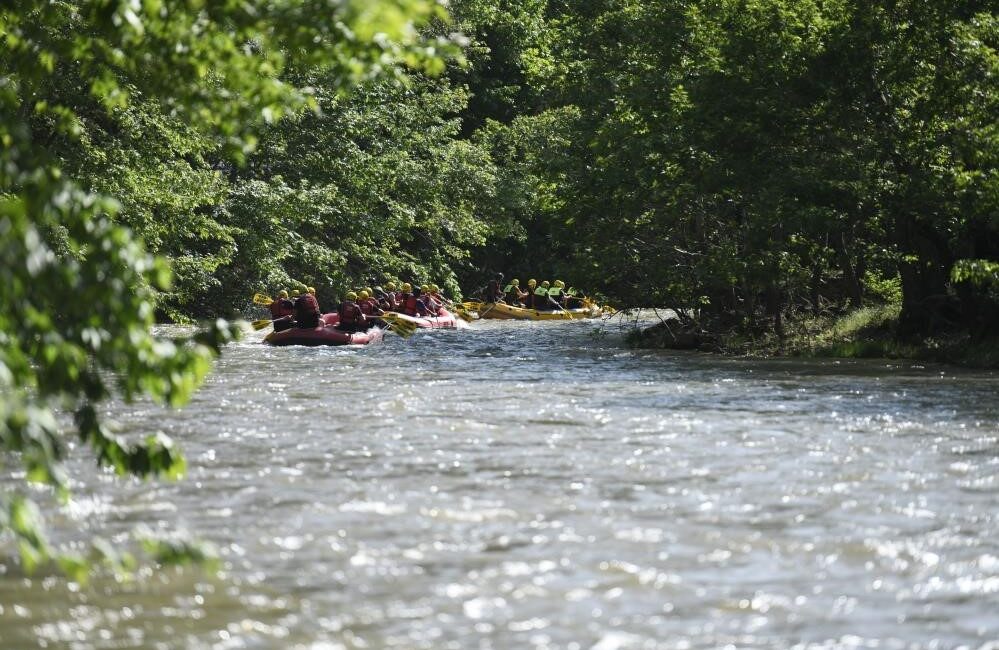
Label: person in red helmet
xmin=503 ymin=279 xmax=528 ymax=307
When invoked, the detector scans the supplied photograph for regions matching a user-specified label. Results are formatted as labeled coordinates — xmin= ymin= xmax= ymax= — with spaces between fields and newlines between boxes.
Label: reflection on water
xmin=2 ymin=317 xmax=998 ymax=649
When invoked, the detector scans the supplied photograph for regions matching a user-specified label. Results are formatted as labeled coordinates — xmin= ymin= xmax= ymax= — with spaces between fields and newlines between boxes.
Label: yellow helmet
xmin=346 ymin=291 xmax=357 ymax=301
xmin=528 ymin=279 xmax=536 ymax=287
xmin=361 ymin=290 xmax=372 ymax=300
xmin=278 ymin=290 xmax=289 ymax=299
xmin=364 ymin=287 xmax=373 ymax=296
xmin=308 ymin=286 xmax=316 ymax=294
xmin=291 ymin=289 xmax=300 ymax=297
xmin=555 ymin=280 xmax=564 ymax=288
xmin=386 ymin=281 xmax=396 ymax=291
xmin=402 ymin=282 xmax=412 ymax=292
xmin=420 ymin=284 xmax=430 ymax=293
xmin=512 ymin=279 xmax=519 ymax=285
xmin=541 ymin=280 xmax=550 ymax=287
xmin=430 ymin=284 xmax=440 ymax=293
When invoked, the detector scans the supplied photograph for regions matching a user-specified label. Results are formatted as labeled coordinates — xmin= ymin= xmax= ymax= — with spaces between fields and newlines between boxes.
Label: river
xmin=1 ymin=316 xmax=997 ymax=649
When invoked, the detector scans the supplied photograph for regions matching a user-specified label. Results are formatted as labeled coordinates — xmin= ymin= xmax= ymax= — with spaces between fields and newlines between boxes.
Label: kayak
xmin=475 ymin=301 xmax=605 ymax=321
xmin=264 ymin=322 xmax=385 ymax=346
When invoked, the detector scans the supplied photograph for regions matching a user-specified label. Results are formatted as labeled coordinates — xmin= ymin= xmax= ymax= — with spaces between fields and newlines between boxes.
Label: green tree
xmin=213 ymin=76 xmax=497 ymax=309
xmin=2 ymin=0 xmax=454 ymax=576
xmin=466 ymin=0 xmax=998 ymax=338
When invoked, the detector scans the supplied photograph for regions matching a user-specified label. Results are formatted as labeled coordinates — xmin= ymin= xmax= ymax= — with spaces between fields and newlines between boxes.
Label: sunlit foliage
xmin=1 ymin=0 xmax=455 ymax=576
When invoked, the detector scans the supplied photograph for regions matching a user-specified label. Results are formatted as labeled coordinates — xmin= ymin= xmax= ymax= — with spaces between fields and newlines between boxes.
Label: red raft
xmin=390 ymin=308 xmax=465 ymax=329
xmin=322 ymin=309 xmax=465 ymax=330
xmin=264 ymin=319 xmax=385 ymax=347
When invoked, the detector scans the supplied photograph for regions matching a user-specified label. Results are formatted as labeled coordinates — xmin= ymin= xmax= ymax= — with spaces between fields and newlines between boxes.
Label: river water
xmin=1 ymin=317 xmax=998 ymax=649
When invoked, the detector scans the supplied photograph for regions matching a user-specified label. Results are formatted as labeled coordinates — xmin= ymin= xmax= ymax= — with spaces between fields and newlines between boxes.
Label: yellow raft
xmin=465 ymin=300 xmax=610 ymax=321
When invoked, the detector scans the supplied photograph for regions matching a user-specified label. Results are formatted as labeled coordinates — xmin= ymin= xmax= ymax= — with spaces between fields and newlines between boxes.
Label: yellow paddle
xmin=452 ymin=305 xmax=475 ymax=322
xmin=251 ymin=318 xmax=273 ymax=330
xmin=380 ymin=313 xmax=418 ymax=338
xmin=252 ymin=293 xmax=273 ymax=306
xmin=439 ymin=299 xmax=474 ymax=322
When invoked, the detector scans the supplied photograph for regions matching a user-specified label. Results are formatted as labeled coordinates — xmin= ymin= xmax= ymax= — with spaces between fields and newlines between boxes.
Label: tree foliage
xmin=1 ymin=0 xmax=456 ymax=575
xmin=463 ymin=0 xmax=999 ymax=338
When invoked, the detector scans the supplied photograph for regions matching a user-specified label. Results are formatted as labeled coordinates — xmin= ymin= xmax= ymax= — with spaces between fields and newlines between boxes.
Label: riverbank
xmin=629 ymin=304 xmax=999 ymax=369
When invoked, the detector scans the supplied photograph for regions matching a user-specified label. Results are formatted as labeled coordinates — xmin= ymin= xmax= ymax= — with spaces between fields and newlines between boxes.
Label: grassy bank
xmin=736 ymin=304 xmax=999 ymax=368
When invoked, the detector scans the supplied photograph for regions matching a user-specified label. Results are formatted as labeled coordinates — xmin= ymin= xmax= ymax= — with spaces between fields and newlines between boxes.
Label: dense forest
xmin=8 ymin=1 xmax=998 ymax=332
xmin=1 ymin=1 xmax=997 ymax=569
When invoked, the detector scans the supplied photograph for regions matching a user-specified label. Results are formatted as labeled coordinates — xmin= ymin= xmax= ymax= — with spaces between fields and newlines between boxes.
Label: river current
xmin=1 ymin=316 xmax=997 ymax=649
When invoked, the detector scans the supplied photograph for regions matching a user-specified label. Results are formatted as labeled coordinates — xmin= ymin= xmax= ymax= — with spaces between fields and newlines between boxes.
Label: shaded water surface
xmin=2 ymin=318 xmax=997 ymax=649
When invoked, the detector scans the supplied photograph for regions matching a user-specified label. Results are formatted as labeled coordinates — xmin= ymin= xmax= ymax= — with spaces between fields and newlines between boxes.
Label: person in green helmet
xmin=523 ymin=279 xmax=538 ymax=309
xmin=503 ymin=278 xmax=527 ymax=306
xmin=534 ymin=280 xmax=552 ymax=310
xmin=547 ymin=280 xmax=566 ymax=308
xmin=564 ymin=284 xmax=585 ymax=308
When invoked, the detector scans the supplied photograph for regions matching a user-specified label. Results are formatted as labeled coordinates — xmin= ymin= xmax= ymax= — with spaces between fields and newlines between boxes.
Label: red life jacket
xmin=295 ymin=294 xmax=320 ymax=319
xmin=270 ymin=298 xmax=294 ymax=318
xmin=401 ymin=293 xmax=420 ymax=316
xmin=359 ymin=298 xmax=378 ymax=315
xmin=422 ymin=294 xmax=440 ymax=311
xmin=339 ymin=300 xmax=363 ymax=325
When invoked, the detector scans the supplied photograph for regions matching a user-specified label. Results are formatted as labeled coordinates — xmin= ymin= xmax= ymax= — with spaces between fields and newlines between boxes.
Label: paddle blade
xmin=251 ymin=318 xmax=273 ymax=330
xmin=381 ymin=313 xmax=417 ymax=339
xmin=253 ymin=293 xmax=273 ymax=306
xmin=393 ymin=322 xmax=418 ymax=338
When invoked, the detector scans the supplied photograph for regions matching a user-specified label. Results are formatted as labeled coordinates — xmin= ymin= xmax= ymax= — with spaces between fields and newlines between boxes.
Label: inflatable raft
xmin=264 ymin=320 xmax=386 ymax=346
xmin=390 ymin=308 xmax=465 ymax=329
xmin=474 ymin=301 xmax=605 ymax=321
xmin=322 ymin=309 xmax=465 ymax=330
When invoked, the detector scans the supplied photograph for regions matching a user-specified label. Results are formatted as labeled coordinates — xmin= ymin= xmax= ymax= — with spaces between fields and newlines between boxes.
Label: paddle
xmin=439 ymin=298 xmax=474 ymax=322
xmin=380 ymin=313 xmax=418 ymax=338
xmin=251 ymin=318 xmax=273 ymax=331
xmin=252 ymin=292 xmax=273 ymax=306
xmin=549 ymin=294 xmax=573 ymax=319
